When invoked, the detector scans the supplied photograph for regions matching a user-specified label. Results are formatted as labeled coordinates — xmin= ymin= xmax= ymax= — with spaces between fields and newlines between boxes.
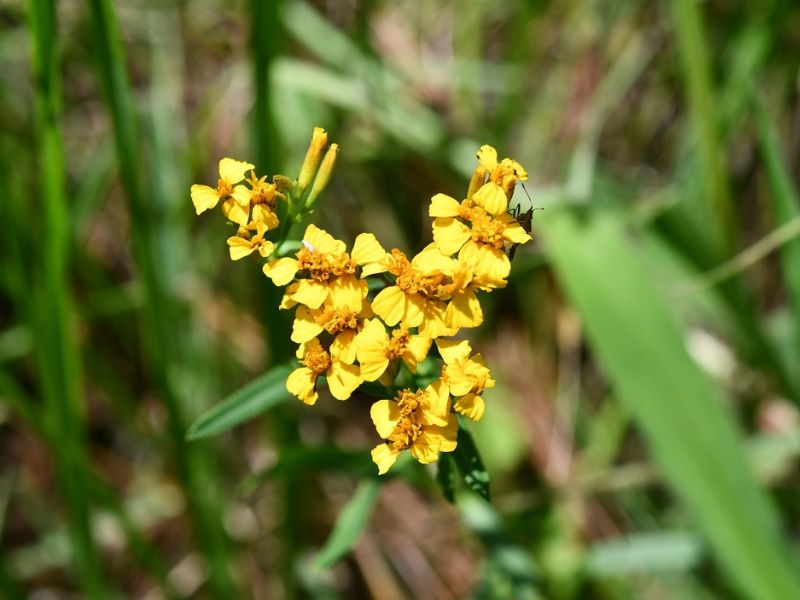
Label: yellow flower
xmin=436 ymin=338 xmax=495 ymax=421
xmin=290 ymin=294 xmax=373 ymax=363
xmin=370 ymin=381 xmax=456 ymax=474
xmin=286 ymin=338 xmax=362 ymax=405
xmin=262 ymin=224 xmax=364 ymax=310
xmin=297 ymin=127 xmax=329 ymax=193
xmin=430 ymin=194 xmax=532 ymax=284
xmin=474 ymin=145 xmax=528 ymax=210
xmin=355 ymin=318 xmax=431 ymax=382
xmin=190 ymin=158 xmax=254 ymax=226
xmin=352 ymin=235 xmax=459 ymax=337
xmin=246 ymin=171 xmax=283 ymax=229
xmin=226 ymin=221 xmax=275 ymax=261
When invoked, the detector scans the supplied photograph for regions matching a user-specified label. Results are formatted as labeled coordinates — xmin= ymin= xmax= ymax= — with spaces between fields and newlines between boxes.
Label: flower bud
xmin=305 ymin=143 xmax=339 ymax=210
xmin=297 ymin=127 xmax=328 ymax=193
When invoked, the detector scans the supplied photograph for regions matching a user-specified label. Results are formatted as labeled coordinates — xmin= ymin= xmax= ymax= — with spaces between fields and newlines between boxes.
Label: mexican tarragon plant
xmin=191 ymin=128 xmax=531 ymax=474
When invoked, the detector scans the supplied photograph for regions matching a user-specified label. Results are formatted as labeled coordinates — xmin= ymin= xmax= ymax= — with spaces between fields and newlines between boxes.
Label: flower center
xmin=386 ymin=328 xmax=410 ymax=360
xmin=468 ymin=208 xmax=506 ymax=249
xmin=216 ymin=178 xmax=233 ymax=199
xmin=302 ymin=339 xmax=331 ymax=374
xmin=386 ymin=389 xmax=426 ymax=452
xmin=315 ymin=306 xmax=360 ymax=334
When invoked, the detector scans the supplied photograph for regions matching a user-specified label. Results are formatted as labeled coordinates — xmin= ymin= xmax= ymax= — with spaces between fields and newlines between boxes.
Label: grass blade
xmin=187 ymin=362 xmax=294 ymax=440
xmin=85 ymin=0 xmax=237 ymax=594
xmin=753 ymin=93 xmax=800 ymax=361
xmin=314 ymin=480 xmax=380 ymax=569
xmin=542 ymin=208 xmax=800 ymax=600
xmin=26 ymin=0 xmax=108 ymax=593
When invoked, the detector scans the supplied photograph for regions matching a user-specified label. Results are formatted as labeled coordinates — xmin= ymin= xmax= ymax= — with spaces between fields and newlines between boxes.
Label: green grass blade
xmin=670 ymin=0 xmax=735 ymax=253
xmin=542 ymin=208 xmax=800 ymax=600
xmin=314 ymin=479 xmax=380 ymax=569
xmin=436 ymin=453 xmax=457 ymax=503
xmin=187 ymin=362 xmax=293 ymax=440
xmin=26 ymin=0 xmax=108 ymax=593
xmin=85 ymin=0 xmax=237 ymax=594
xmin=753 ymin=94 xmax=800 ymax=359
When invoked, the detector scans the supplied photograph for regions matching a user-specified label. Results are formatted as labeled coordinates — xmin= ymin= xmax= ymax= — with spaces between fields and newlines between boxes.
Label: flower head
xmin=436 ymin=338 xmax=495 ymax=421
xmin=355 ymin=318 xmax=431 ymax=382
xmin=286 ymin=338 xmax=362 ymax=404
xmin=370 ymin=381 xmax=456 ymax=474
xmin=191 ymin=158 xmax=254 ymax=226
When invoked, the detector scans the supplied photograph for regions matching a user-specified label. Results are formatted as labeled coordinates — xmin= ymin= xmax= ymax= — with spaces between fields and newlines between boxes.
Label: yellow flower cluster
xmin=191 ymin=129 xmax=531 ymax=474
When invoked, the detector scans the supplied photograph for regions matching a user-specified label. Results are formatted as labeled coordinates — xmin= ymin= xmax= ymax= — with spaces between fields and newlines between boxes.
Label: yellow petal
xmin=410 ymin=438 xmax=439 ymax=464
xmin=352 ymin=233 xmax=387 ymax=266
xmin=218 ymin=157 xmax=254 ymax=184
xmin=476 ymin=145 xmax=498 ymax=171
xmin=403 ymin=293 xmax=425 ymax=328
xmin=290 ymin=280 xmax=329 ymax=309
xmin=286 ymin=367 xmax=318 ymax=405
xmin=358 ymin=355 xmax=389 ymax=382
xmin=302 ymin=223 xmax=346 ymax=255
xmin=231 ymin=184 xmax=252 ymax=206
xmin=446 ymin=288 xmax=484 ymax=329
xmin=328 ymin=275 xmax=364 ymax=312
xmin=454 ymin=393 xmax=485 ymax=421
xmin=499 ymin=213 xmax=533 ymax=244
xmin=291 ymin=306 xmax=324 ymax=343
xmin=327 ymin=360 xmax=361 ymax=400
xmin=432 ymin=218 xmax=471 ymax=255
xmin=423 ymin=416 xmax=458 ymax=453
xmin=221 ymin=197 xmax=249 ymax=226
xmin=501 ymin=157 xmax=528 ymax=181
xmin=331 ymin=330 xmax=358 ymax=364
xmin=251 ymin=204 xmax=280 ymax=229
xmin=227 ymin=237 xmax=255 ymax=261
xmin=436 ymin=338 xmax=472 ymax=365
xmin=355 ymin=318 xmax=388 ymax=349
xmin=263 ymin=257 xmax=299 ymax=286
xmin=419 ymin=300 xmax=458 ymax=338
xmin=473 ymin=182 xmax=507 ymax=215
xmin=412 ymin=244 xmax=458 ymax=275
xmin=401 ymin=335 xmax=432 ymax=372
xmin=371 ymin=286 xmax=406 ymax=326
xmin=459 ymin=240 xmax=510 ymax=281
xmin=423 ymin=379 xmax=450 ymax=425
xmin=428 ymin=193 xmax=461 ymax=218
xmin=371 ymin=444 xmax=398 ymax=475
xmin=370 ymin=399 xmax=401 ymax=438
xmin=190 ymin=184 xmax=220 ymax=214
xmin=257 ymin=240 xmax=275 ymax=258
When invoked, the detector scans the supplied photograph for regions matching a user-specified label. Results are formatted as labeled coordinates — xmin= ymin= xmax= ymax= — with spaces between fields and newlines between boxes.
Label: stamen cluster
xmin=191 ymin=130 xmax=531 ymax=474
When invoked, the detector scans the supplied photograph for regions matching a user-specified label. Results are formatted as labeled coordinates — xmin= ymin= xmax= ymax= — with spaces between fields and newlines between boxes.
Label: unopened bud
xmin=297 ymin=127 xmax=328 ymax=193
xmin=272 ymin=174 xmax=292 ymax=193
xmin=305 ymin=143 xmax=339 ymax=210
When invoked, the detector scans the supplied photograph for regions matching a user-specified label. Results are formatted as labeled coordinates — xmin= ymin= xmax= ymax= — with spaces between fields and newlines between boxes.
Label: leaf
xmin=186 ymin=362 xmax=294 ymax=440
xmin=542 ymin=208 xmax=800 ymax=600
xmin=436 ymin=453 xmax=456 ymax=503
xmin=315 ymin=480 xmax=380 ymax=569
xmin=452 ymin=424 xmax=490 ymax=502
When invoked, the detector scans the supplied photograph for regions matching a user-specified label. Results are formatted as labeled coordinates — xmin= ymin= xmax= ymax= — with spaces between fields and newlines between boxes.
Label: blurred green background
xmin=3 ymin=0 xmax=800 ymax=597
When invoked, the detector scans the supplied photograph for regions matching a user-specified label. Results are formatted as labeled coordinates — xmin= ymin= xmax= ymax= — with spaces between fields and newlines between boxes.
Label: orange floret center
xmin=315 ymin=306 xmax=360 ymax=334
xmin=302 ymin=339 xmax=331 ymax=374
xmin=386 ymin=389 xmax=426 ymax=452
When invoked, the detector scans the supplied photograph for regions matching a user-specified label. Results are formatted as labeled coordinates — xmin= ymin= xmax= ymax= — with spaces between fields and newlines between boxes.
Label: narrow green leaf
xmin=542 ymin=208 xmax=800 ymax=600
xmin=753 ymin=93 xmax=800 ymax=358
xmin=187 ymin=362 xmax=293 ymax=440
xmin=436 ymin=453 xmax=456 ymax=503
xmin=315 ymin=480 xmax=380 ymax=569
xmin=452 ymin=425 xmax=491 ymax=502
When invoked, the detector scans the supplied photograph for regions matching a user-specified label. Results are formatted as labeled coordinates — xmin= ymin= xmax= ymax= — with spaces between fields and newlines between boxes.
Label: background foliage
xmin=2 ymin=0 xmax=800 ymax=597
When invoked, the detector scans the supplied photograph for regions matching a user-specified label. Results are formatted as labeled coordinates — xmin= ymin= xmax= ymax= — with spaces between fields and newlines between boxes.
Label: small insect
xmin=506 ymin=183 xmax=541 ymax=260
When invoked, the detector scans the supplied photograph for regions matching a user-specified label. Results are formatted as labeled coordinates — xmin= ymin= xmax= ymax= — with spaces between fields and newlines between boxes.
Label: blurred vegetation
xmin=2 ymin=0 xmax=800 ymax=597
